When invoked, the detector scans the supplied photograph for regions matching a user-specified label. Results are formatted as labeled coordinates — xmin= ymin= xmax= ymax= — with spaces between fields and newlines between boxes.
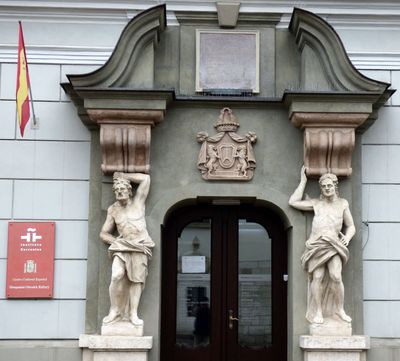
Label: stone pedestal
xmin=101 ymin=321 xmax=143 ymax=337
xmin=300 ymin=335 xmax=370 ymax=361
xmin=80 ymin=334 xmax=152 ymax=361
xmin=309 ymin=316 xmax=352 ymax=336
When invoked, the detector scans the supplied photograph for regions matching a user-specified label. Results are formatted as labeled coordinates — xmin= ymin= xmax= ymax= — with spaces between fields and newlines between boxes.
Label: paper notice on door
xmin=182 ymin=256 xmax=206 ymax=273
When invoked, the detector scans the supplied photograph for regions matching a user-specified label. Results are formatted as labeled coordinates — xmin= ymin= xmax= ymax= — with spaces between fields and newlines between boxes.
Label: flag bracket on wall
xmin=30 ymin=117 xmax=39 ymax=129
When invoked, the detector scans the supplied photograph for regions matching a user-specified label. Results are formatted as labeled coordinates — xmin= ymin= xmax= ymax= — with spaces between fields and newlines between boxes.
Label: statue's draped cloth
xmin=301 ymin=204 xmax=349 ymax=323
xmin=108 ymin=216 xmax=155 ymax=284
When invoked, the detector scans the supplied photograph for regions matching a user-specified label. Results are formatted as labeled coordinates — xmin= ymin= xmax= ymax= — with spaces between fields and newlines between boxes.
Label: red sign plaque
xmin=6 ymin=222 xmax=55 ymax=298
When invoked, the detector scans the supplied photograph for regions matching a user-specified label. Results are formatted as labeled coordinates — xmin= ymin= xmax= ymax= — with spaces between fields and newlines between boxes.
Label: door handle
xmin=228 ymin=309 xmax=239 ymax=329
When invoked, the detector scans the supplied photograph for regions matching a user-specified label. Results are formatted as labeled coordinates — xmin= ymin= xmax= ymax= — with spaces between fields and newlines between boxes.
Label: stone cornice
xmin=3 ymin=1 xmax=400 ymax=28
xmin=1 ymin=45 xmax=400 ymax=69
xmin=283 ymin=91 xmax=387 ymax=103
xmin=175 ymin=11 xmax=281 ymax=26
xmin=2 ymin=2 xmax=400 ymax=68
xmin=3 ymin=1 xmax=400 ymax=15
xmin=283 ymin=90 xmax=395 ymax=132
xmin=61 ymin=84 xmax=174 ymax=128
xmin=88 ymin=109 xmax=164 ymax=125
xmin=291 ymin=112 xmax=369 ymax=129
xmin=0 ymin=44 xmax=113 ymax=65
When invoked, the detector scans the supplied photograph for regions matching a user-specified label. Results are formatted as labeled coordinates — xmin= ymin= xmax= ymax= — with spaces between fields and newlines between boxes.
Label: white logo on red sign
xmin=21 ymin=228 xmax=42 ymax=242
xmin=20 ymin=228 xmax=43 ymax=252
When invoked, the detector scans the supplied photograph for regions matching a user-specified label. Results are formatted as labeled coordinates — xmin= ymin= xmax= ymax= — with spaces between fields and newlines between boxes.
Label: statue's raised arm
xmin=289 ymin=166 xmax=313 ymax=211
xmin=114 ymin=172 xmax=150 ymax=205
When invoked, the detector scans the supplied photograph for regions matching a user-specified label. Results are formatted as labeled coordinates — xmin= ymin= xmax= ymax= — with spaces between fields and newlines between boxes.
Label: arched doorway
xmin=161 ymin=202 xmax=287 ymax=361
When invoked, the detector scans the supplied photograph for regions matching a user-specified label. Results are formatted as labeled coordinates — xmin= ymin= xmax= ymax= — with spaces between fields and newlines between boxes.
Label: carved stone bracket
xmin=290 ymin=112 xmax=369 ymax=177
xmin=87 ymin=109 xmax=164 ymax=175
xmin=61 ymin=4 xmax=170 ymax=177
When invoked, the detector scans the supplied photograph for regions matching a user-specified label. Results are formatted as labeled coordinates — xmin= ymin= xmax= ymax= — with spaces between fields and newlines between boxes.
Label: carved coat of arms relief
xmin=197 ymin=108 xmax=257 ymax=181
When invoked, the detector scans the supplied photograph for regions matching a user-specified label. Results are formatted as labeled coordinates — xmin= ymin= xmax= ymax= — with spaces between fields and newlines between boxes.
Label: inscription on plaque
xmin=6 ymin=222 xmax=55 ymax=298
xmin=196 ymin=30 xmax=259 ymax=93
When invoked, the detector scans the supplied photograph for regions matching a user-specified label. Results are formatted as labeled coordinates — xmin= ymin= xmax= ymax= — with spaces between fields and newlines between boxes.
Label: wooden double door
xmin=161 ymin=204 xmax=287 ymax=361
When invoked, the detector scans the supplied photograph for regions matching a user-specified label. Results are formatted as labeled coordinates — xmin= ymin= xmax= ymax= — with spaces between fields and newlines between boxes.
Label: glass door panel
xmin=238 ymin=220 xmax=272 ymax=347
xmin=176 ymin=219 xmax=211 ymax=347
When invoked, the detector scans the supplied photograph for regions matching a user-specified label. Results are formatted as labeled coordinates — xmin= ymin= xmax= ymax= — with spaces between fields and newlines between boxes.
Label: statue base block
xmin=310 ymin=316 xmax=352 ymax=336
xmin=300 ymin=335 xmax=370 ymax=361
xmin=80 ymin=334 xmax=152 ymax=361
xmin=101 ymin=321 xmax=144 ymax=336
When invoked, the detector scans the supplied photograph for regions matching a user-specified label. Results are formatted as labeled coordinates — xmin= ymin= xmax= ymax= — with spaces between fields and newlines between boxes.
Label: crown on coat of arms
xmin=214 ymin=107 xmax=240 ymax=132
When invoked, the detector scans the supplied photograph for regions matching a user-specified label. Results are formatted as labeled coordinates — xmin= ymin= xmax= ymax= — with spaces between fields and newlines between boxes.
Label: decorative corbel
xmin=290 ymin=112 xmax=369 ymax=177
xmin=87 ymin=109 xmax=164 ymax=175
xmin=286 ymin=8 xmax=394 ymax=178
xmin=60 ymin=4 xmax=170 ymax=176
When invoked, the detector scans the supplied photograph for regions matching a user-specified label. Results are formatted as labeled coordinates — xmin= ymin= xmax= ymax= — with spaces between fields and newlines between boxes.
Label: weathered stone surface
xmin=299 ymin=335 xmax=370 ymax=350
xmin=87 ymin=109 xmax=164 ymax=175
xmin=291 ymin=112 xmax=369 ymax=177
xmin=79 ymin=334 xmax=152 ymax=350
xmin=92 ymin=352 xmax=147 ymax=361
xmin=216 ymin=2 xmax=240 ymax=27
xmin=80 ymin=335 xmax=152 ymax=361
xmin=310 ymin=316 xmax=352 ymax=336
xmin=197 ymin=108 xmax=257 ymax=181
xmin=300 ymin=335 xmax=369 ymax=361
xmin=303 ymin=351 xmax=365 ymax=361
xmin=101 ymin=321 xmax=143 ymax=337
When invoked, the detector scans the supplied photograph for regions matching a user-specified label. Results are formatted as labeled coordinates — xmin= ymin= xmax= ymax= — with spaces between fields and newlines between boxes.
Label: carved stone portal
xmin=197 ymin=108 xmax=257 ymax=181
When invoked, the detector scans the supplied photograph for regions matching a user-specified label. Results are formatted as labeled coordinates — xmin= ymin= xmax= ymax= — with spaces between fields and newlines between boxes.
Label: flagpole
xmin=28 ymin=82 xmax=37 ymax=126
xmin=18 ymin=21 xmax=37 ymax=127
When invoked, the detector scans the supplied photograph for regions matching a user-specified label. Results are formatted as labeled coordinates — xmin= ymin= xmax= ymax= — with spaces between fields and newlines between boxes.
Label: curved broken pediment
xmin=67 ymin=4 xmax=166 ymax=89
xmin=289 ymin=8 xmax=389 ymax=93
xmin=63 ymin=5 xmax=168 ymax=175
xmin=62 ymin=5 xmax=395 ymax=178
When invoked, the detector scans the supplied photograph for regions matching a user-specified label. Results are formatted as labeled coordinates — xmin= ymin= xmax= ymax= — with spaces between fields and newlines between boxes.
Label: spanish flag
xmin=16 ymin=21 xmax=31 ymax=137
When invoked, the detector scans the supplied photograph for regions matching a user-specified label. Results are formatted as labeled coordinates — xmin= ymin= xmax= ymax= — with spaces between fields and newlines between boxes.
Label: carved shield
xmin=196 ymin=108 xmax=257 ymax=181
xmin=218 ymin=144 xmax=236 ymax=169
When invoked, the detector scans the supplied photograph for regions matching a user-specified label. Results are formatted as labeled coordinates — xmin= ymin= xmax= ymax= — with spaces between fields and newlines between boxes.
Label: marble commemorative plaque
xmin=196 ymin=30 xmax=259 ymax=93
